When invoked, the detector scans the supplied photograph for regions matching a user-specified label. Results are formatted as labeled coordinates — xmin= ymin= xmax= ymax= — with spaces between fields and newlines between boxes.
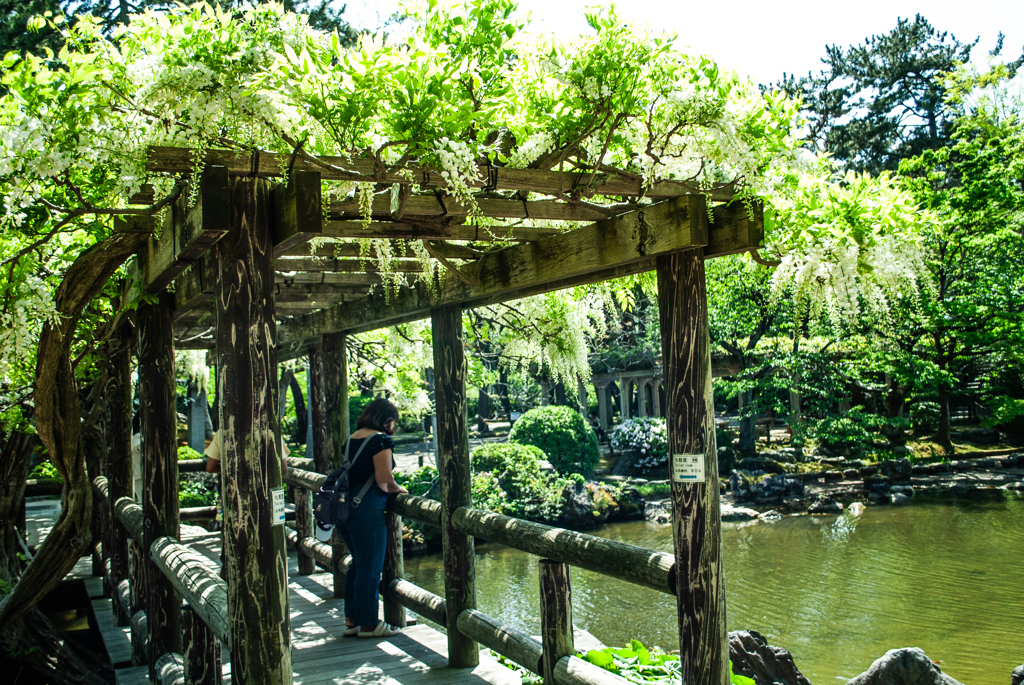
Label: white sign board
xmin=672 ymin=453 xmax=706 ymax=484
xmin=272 ymin=488 xmax=286 ymax=526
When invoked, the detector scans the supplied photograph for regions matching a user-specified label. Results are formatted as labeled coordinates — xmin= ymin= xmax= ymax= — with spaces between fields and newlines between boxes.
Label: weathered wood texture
xmin=283 ymin=529 xmax=339 ymax=570
xmin=143 ymin=167 xmax=229 ymax=294
xmin=271 ymin=170 xmax=322 ymax=258
xmin=149 ymin=537 xmax=229 ymax=646
xmin=451 ymin=507 xmax=674 ymax=594
xmin=215 ymin=176 xmax=292 ymax=684
xmin=322 ymin=331 xmax=349 ymax=469
xmin=103 ymin=318 xmax=135 ymax=627
xmin=457 ymin=609 xmax=542 ymax=675
xmin=129 ymin=539 xmax=147 ymax=666
xmin=330 ymin=194 xmax=622 ymax=222
xmin=382 ymin=513 xmax=407 ymax=627
xmin=308 ymin=346 xmax=331 ymax=474
xmin=431 ymin=304 xmax=478 ymax=668
xmin=553 ymin=657 xmax=635 ymax=685
xmin=539 ymin=560 xmax=574 ymax=685
xmin=656 ymin=250 xmax=727 ymax=685
xmin=147 ymin=146 xmax=734 ymax=200
xmin=385 ymin=579 xmax=446 ymax=627
xmin=184 ymin=606 xmax=222 ymax=685
xmin=294 ymin=488 xmax=314 ymax=575
xmin=154 ymin=652 xmax=185 ymax=685
xmin=279 ymin=196 xmax=708 ymax=342
xmin=137 ymin=290 xmax=183 ymax=677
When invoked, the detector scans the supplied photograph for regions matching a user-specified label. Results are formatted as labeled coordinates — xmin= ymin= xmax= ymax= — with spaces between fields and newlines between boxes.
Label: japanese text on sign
xmin=672 ymin=453 xmax=705 ymax=483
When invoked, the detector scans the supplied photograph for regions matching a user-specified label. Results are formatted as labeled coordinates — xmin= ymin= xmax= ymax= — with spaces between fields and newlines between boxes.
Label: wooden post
xmin=137 ymin=290 xmax=182 ymax=678
xmin=104 ymin=317 xmax=134 ymax=627
xmin=539 ymin=560 xmax=574 ymax=685
xmin=295 ymin=360 xmax=316 ymax=575
xmin=431 ymin=303 xmax=478 ymax=668
xmin=129 ymin=538 xmax=147 ymax=666
xmin=382 ymin=512 xmax=407 ymax=627
xmin=184 ymin=604 xmax=222 ymax=685
xmin=656 ymin=243 xmax=727 ymax=685
xmin=295 ymin=486 xmax=314 ymax=576
xmin=595 ymin=383 xmax=609 ymax=432
xmin=319 ymin=331 xmax=349 ymax=595
xmin=216 ymin=176 xmax=292 ymax=684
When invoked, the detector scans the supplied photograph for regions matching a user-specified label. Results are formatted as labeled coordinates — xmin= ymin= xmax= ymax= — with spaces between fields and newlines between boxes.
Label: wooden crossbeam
xmin=323 ymin=221 xmax=561 ymax=242
xmin=141 ymin=167 xmax=230 ymax=294
xmin=330 ymin=195 xmax=623 ymax=222
xmin=148 ymin=146 xmax=736 ymax=201
xmin=279 ymin=240 xmax=481 ymax=260
xmin=275 ymin=257 xmax=427 ymax=273
xmin=273 ymin=283 xmax=371 ymax=302
xmin=274 ymin=272 xmax=382 ymax=285
xmin=278 ymin=195 xmax=711 ymax=343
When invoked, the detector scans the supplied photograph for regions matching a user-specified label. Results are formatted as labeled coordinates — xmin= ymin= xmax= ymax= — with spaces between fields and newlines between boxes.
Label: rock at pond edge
xmin=729 ymin=629 xmax=812 ymax=685
xmin=846 ymin=647 xmax=964 ymax=685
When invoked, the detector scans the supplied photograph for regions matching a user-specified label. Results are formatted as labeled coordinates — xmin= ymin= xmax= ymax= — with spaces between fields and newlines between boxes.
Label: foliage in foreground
xmin=508 ymin=406 xmax=599 ymax=476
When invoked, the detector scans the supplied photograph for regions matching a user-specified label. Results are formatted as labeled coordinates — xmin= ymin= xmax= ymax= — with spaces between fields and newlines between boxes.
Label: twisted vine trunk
xmin=0 ymin=231 xmax=148 ymax=628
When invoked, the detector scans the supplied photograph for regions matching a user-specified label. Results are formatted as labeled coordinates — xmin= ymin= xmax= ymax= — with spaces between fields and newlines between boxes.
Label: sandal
xmin=343 ymin=624 xmax=359 ymax=637
xmin=357 ymin=620 xmax=402 ymax=638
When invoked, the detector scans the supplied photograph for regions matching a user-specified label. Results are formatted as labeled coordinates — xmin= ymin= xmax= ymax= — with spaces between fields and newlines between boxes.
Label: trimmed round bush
xmin=508 ymin=405 xmax=599 ymax=475
xmin=610 ymin=417 xmax=668 ymax=469
xmin=471 ymin=442 xmax=544 ymax=479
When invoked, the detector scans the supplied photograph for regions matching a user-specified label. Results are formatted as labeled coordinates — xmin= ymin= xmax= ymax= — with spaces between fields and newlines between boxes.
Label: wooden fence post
xmin=104 ymin=317 xmax=134 ymax=627
xmin=382 ymin=512 xmax=406 ymax=627
xmin=431 ymin=303 xmax=479 ymax=668
xmin=137 ymin=290 xmax=182 ymax=678
xmin=129 ymin=538 xmax=147 ymax=666
xmin=656 ymin=225 xmax=727 ymax=683
xmin=216 ymin=176 xmax=292 ymax=684
xmin=321 ymin=331 xmax=348 ymax=596
xmin=539 ymin=560 xmax=574 ymax=685
xmin=184 ymin=604 xmax=222 ymax=685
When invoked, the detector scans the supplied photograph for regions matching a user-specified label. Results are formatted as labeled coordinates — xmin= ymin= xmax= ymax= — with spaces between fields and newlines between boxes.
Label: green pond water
xmin=403 ymin=493 xmax=1024 ymax=684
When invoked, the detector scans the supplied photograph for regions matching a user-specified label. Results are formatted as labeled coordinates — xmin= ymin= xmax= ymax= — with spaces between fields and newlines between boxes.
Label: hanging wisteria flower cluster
xmin=610 ymin=417 xmax=668 ymax=469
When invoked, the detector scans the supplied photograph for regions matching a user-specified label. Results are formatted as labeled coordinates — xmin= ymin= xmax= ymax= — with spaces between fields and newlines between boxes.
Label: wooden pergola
xmin=93 ymin=144 xmax=762 ymax=684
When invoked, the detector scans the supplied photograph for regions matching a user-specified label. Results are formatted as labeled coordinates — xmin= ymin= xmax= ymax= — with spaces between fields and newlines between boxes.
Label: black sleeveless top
xmin=344 ymin=433 xmax=395 ymax=492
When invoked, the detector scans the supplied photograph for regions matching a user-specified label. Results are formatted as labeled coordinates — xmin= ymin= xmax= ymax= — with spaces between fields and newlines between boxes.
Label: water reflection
xmin=403 ymin=494 xmax=1024 ymax=684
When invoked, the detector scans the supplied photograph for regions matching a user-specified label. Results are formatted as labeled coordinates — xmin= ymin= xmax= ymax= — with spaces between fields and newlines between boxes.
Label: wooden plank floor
xmin=68 ymin=526 xmax=520 ymax=685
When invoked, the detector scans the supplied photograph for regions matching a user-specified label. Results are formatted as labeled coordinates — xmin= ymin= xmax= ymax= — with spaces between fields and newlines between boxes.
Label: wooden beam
xmin=275 ymin=272 xmax=382 ymax=286
xmin=656 ymin=249 xmax=727 ymax=685
xmin=330 ymin=195 xmax=623 ymax=222
xmin=278 ymin=195 xmax=709 ymax=342
xmin=173 ymin=252 xmax=217 ymax=315
xmin=274 ymin=284 xmax=367 ymax=302
xmin=275 ymin=257 xmax=427 ymax=273
xmin=271 ymin=170 xmax=322 ymax=258
xmin=147 ymin=146 xmax=736 ymax=200
xmin=323 ymin=221 xmax=561 ymax=242
xmin=280 ymin=240 xmax=485 ymax=260
xmin=141 ymin=167 xmax=230 ymax=294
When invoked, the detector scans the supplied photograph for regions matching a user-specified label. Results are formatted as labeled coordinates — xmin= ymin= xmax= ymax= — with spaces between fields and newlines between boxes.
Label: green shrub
xmin=348 ymin=396 xmax=375 ymax=433
xmin=179 ymin=477 xmax=218 ymax=507
xmin=178 ymin=445 xmax=204 ymax=460
xmin=30 ymin=460 xmax=61 ymax=481
xmin=812 ymin=406 xmax=879 ymax=457
xmin=984 ymin=395 xmax=1024 ymax=440
xmin=508 ymin=406 xmax=599 ymax=475
xmin=910 ymin=401 xmax=940 ymax=433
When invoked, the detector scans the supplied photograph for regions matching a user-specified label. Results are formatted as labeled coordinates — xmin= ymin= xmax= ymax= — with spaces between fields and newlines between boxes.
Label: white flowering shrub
xmin=610 ymin=417 xmax=668 ymax=469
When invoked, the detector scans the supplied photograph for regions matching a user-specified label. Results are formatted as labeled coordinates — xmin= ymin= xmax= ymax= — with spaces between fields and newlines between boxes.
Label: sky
xmin=342 ymin=0 xmax=1024 ymax=87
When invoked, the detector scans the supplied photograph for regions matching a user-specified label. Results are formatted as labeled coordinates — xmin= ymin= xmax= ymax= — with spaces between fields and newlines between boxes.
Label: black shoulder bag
xmin=313 ymin=436 xmax=378 ymax=529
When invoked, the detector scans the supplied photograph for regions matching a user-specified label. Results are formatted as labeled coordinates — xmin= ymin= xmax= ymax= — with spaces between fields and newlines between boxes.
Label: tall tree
xmin=777 ymin=15 xmax=992 ymax=174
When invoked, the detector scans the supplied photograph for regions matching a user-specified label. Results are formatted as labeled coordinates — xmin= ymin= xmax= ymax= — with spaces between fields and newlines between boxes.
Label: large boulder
xmin=718 ymin=445 xmax=736 ymax=476
xmin=879 ymin=458 xmax=912 ymax=481
xmin=847 ymin=647 xmax=963 ymax=685
xmin=557 ymin=482 xmax=596 ymax=530
xmin=1012 ymin=663 xmax=1024 ymax=685
xmin=731 ymin=472 xmax=804 ymax=503
xmin=728 ymin=630 xmax=812 ymax=685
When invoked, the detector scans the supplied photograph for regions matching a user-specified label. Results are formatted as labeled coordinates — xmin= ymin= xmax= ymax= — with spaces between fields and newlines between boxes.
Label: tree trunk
xmin=0 ymin=230 xmax=148 ymax=628
xmin=936 ymin=383 xmax=953 ymax=454
xmin=0 ymin=431 xmax=33 ymax=584
xmin=103 ymin=320 xmax=134 ymax=628
xmin=288 ymin=372 xmax=307 ymax=445
xmin=737 ymin=390 xmax=756 ymax=454
xmin=2 ymin=606 xmax=112 ymax=685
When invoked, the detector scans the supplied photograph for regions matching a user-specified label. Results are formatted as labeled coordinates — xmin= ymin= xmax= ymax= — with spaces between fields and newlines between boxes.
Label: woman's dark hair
xmin=356 ymin=398 xmax=400 ymax=436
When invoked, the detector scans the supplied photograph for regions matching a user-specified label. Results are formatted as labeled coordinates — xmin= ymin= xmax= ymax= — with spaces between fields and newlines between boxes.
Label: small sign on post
xmin=272 ymin=488 xmax=286 ymax=526
xmin=672 ymin=453 xmax=705 ymax=483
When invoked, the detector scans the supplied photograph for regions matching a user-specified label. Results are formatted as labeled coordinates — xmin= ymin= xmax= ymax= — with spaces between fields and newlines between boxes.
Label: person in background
xmin=204 ymin=430 xmax=289 ymax=475
xmin=130 ymin=414 xmax=143 ymax=502
xmin=334 ymin=397 xmax=407 ymax=638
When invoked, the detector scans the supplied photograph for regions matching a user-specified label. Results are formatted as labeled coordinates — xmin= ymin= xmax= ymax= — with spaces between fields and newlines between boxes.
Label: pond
xmin=403 ymin=493 xmax=1024 ymax=684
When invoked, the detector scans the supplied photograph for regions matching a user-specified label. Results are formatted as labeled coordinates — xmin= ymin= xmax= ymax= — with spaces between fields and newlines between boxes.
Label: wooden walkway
xmin=60 ymin=523 xmax=521 ymax=685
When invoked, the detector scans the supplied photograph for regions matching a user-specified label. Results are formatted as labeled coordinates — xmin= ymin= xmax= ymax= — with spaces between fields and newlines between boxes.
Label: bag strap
xmin=342 ymin=433 xmax=385 ymax=508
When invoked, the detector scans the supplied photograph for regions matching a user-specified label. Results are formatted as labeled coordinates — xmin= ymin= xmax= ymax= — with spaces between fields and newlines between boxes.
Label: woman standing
xmin=336 ymin=398 xmax=408 ymax=638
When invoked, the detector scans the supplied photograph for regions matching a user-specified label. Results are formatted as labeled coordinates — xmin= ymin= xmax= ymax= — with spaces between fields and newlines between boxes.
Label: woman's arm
xmin=372 ymin=450 xmax=407 ymax=494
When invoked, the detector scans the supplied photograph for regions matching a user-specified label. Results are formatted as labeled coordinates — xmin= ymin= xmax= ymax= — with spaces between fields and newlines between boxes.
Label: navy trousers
xmin=336 ymin=486 xmax=388 ymax=627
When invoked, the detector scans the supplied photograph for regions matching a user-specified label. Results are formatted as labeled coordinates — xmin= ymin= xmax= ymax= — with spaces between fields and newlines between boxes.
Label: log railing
xmin=284 ymin=466 xmax=646 ymax=685
xmin=93 ymin=476 xmax=229 ymax=684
